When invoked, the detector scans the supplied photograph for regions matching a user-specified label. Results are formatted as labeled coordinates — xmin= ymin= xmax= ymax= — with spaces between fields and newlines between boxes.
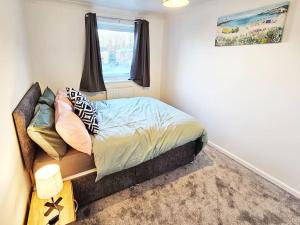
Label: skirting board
xmin=208 ymin=141 xmax=300 ymax=199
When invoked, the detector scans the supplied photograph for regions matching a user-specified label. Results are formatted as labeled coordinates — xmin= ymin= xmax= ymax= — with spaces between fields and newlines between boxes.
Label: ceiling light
xmin=163 ymin=0 xmax=190 ymax=8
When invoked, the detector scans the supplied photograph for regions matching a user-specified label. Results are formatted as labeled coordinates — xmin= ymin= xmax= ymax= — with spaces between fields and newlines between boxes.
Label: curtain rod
xmin=96 ymin=16 xmax=136 ymax=23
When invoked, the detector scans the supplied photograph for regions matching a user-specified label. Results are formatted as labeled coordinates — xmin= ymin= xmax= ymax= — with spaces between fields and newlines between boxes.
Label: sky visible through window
xmin=98 ymin=24 xmax=134 ymax=82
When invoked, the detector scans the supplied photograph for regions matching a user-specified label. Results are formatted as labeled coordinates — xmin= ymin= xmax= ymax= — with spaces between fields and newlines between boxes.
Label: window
xmin=98 ymin=20 xmax=134 ymax=82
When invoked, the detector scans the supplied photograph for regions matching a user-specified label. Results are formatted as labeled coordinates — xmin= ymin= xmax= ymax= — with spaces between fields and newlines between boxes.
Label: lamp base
xmin=44 ymin=197 xmax=64 ymax=217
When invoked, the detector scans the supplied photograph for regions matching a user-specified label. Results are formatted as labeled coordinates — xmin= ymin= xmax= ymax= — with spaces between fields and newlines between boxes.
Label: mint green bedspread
xmin=92 ymin=97 xmax=207 ymax=181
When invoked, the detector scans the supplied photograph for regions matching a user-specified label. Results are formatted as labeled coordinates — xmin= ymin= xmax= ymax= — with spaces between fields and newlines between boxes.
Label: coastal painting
xmin=215 ymin=2 xmax=290 ymax=47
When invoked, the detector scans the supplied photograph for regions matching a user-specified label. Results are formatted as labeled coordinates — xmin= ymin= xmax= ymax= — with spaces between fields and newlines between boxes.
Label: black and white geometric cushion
xmin=66 ymin=87 xmax=88 ymax=104
xmin=74 ymin=100 xmax=99 ymax=134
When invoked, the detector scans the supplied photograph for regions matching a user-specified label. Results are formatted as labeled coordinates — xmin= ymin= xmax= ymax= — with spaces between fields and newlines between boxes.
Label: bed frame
xmin=12 ymin=82 xmax=204 ymax=206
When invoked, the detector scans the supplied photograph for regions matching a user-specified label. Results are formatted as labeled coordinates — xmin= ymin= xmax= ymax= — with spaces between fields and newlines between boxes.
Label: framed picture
xmin=215 ymin=2 xmax=290 ymax=47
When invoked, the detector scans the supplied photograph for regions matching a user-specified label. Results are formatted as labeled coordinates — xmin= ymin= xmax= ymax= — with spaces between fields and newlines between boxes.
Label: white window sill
xmin=104 ymin=79 xmax=132 ymax=84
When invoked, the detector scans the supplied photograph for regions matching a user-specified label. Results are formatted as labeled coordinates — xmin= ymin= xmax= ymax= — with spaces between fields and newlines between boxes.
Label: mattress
xmin=33 ymin=147 xmax=95 ymax=179
xmin=92 ymin=97 xmax=207 ymax=181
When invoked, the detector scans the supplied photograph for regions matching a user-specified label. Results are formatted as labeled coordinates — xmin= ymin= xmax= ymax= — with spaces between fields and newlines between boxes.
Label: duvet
xmin=91 ymin=97 xmax=207 ymax=181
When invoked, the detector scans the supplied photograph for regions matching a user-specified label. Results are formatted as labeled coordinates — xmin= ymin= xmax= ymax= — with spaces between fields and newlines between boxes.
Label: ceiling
xmin=61 ymin=0 xmax=203 ymax=13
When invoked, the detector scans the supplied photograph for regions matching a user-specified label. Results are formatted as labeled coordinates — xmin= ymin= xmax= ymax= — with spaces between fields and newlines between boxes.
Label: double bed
xmin=13 ymin=83 xmax=207 ymax=206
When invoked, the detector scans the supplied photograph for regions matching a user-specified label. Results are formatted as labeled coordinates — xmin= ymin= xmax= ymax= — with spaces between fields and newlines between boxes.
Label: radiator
xmin=85 ymin=92 xmax=106 ymax=101
xmin=84 ymin=86 xmax=135 ymax=100
xmin=107 ymin=87 xmax=134 ymax=99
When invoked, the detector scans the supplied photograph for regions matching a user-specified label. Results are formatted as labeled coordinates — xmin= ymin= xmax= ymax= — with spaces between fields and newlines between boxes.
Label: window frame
xmin=97 ymin=18 xmax=135 ymax=83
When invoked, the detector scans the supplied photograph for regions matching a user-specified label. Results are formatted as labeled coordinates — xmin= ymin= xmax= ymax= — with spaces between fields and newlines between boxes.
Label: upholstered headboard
xmin=12 ymin=82 xmax=41 ymax=185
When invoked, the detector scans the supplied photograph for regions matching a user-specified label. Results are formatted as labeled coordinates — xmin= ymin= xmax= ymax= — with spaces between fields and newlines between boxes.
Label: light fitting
xmin=163 ymin=0 xmax=190 ymax=8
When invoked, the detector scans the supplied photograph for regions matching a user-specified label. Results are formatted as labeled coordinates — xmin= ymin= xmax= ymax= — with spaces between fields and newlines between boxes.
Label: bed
xmin=13 ymin=82 xmax=207 ymax=206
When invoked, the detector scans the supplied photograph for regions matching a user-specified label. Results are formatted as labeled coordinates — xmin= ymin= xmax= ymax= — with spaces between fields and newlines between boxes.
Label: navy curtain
xmin=130 ymin=20 xmax=150 ymax=87
xmin=80 ymin=13 xmax=106 ymax=92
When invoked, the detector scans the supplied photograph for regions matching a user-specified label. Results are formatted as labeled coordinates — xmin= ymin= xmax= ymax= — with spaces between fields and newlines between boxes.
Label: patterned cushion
xmin=66 ymin=87 xmax=88 ymax=104
xmin=74 ymin=100 xmax=99 ymax=134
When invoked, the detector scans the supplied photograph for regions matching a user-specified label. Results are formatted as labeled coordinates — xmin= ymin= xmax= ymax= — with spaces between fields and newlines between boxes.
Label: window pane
xmin=98 ymin=21 xmax=134 ymax=82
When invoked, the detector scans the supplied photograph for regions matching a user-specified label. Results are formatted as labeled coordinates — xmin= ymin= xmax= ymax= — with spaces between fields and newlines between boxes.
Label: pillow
xmin=27 ymin=104 xmax=67 ymax=160
xmin=74 ymin=100 xmax=99 ymax=134
xmin=39 ymin=87 xmax=56 ymax=107
xmin=56 ymin=90 xmax=73 ymax=108
xmin=55 ymin=97 xmax=73 ymax=119
xmin=57 ymin=90 xmax=67 ymax=97
xmin=66 ymin=87 xmax=88 ymax=104
xmin=55 ymin=99 xmax=92 ymax=155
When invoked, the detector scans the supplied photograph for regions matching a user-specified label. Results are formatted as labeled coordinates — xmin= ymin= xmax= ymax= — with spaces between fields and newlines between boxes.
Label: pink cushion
xmin=57 ymin=90 xmax=67 ymax=96
xmin=55 ymin=99 xmax=92 ymax=155
xmin=55 ymin=98 xmax=73 ymax=119
xmin=56 ymin=90 xmax=73 ymax=107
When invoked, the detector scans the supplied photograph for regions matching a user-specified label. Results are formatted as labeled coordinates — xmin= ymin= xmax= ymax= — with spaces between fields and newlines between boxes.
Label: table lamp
xmin=35 ymin=164 xmax=64 ymax=217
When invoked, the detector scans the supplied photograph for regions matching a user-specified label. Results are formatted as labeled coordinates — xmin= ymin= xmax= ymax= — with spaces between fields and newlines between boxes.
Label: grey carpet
xmin=72 ymin=145 xmax=300 ymax=225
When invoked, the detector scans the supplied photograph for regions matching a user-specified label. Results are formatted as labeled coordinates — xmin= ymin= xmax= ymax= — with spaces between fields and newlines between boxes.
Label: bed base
xmin=72 ymin=139 xmax=203 ymax=206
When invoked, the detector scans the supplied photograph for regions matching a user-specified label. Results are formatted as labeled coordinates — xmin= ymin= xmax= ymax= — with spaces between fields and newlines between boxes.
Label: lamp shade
xmin=35 ymin=164 xmax=63 ymax=199
xmin=163 ymin=0 xmax=189 ymax=8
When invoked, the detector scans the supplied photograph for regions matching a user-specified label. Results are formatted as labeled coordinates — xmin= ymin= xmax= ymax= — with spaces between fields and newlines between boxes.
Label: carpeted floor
xmin=72 ymin=145 xmax=300 ymax=225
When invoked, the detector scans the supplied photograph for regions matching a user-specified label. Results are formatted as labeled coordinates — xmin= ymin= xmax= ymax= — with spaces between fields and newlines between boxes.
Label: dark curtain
xmin=80 ymin=13 xmax=106 ymax=92
xmin=130 ymin=19 xmax=150 ymax=87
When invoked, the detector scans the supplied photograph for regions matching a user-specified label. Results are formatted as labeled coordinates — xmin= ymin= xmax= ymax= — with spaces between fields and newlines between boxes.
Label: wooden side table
xmin=27 ymin=180 xmax=76 ymax=225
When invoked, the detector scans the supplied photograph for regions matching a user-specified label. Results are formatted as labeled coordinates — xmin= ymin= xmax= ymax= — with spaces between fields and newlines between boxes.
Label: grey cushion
xmin=27 ymin=103 xmax=67 ymax=160
xmin=38 ymin=87 xmax=56 ymax=107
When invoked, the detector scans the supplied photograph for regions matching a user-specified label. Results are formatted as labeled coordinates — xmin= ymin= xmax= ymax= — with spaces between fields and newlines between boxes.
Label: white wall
xmin=25 ymin=0 xmax=165 ymax=99
xmin=0 ymin=0 xmax=33 ymax=224
xmin=162 ymin=0 xmax=300 ymax=195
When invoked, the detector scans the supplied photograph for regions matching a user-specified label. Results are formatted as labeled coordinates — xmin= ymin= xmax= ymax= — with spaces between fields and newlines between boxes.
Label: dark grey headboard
xmin=12 ymin=82 xmax=41 ymax=185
